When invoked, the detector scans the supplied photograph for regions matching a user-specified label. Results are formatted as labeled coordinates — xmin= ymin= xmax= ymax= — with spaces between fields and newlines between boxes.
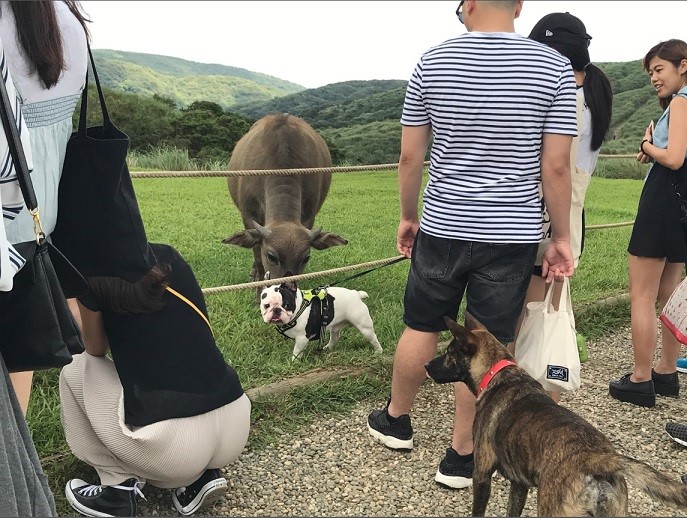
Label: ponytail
xmin=582 ymin=64 xmax=613 ymax=151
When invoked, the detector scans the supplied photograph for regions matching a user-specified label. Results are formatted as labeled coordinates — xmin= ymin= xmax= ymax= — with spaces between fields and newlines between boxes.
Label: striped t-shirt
xmin=401 ymin=32 xmax=578 ymax=243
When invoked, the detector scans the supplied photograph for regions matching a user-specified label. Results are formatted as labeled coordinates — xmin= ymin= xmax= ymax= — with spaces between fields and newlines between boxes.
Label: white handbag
xmin=660 ymin=276 xmax=687 ymax=345
xmin=515 ymin=277 xmax=581 ymax=392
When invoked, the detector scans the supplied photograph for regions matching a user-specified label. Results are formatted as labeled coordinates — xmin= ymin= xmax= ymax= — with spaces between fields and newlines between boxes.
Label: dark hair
xmin=582 ymin=64 xmax=613 ymax=151
xmin=7 ymin=1 xmax=90 ymax=89
xmin=86 ymin=264 xmax=171 ymax=314
xmin=533 ymin=41 xmax=613 ymax=152
xmin=643 ymin=39 xmax=687 ymax=110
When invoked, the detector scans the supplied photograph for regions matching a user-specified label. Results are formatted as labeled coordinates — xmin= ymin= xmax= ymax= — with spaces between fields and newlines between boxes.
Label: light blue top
xmin=647 ymin=85 xmax=687 ymax=177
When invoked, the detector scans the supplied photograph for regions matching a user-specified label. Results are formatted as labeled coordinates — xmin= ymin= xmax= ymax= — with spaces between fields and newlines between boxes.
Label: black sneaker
xmin=367 ymin=404 xmax=413 ymax=450
xmin=172 ymin=468 xmax=227 ymax=516
xmin=652 ymin=370 xmax=679 ymax=397
xmin=609 ymin=374 xmax=655 ymax=407
xmin=435 ymin=447 xmax=473 ymax=489
xmin=666 ymin=422 xmax=687 ymax=447
xmin=65 ymin=477 xmax=143 ymax=517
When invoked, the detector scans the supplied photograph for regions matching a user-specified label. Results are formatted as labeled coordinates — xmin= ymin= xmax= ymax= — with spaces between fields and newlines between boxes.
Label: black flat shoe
xmin=652 ymin=369 xmax=679 ymax=397
xmin=609 ymin=374 xmax=655 ymax=408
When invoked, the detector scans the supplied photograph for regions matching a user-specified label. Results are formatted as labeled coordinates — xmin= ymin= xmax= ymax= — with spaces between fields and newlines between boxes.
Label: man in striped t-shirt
xmin=368 ymin=0 xmax=577 ymax=489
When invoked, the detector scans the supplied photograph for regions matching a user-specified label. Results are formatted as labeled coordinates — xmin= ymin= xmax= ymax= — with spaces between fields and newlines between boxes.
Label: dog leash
xmin=166 ymin=286 xmax=214 ymax=338
xmin=327 ymin=255 xmax=407 ymax=288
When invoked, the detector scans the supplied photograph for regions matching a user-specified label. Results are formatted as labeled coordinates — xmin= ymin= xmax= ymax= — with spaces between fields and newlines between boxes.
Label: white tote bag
xmin=660 ymin=276 xmax=687 ymax=345
xmin=515 ymin=277 xmax=581 ymax=392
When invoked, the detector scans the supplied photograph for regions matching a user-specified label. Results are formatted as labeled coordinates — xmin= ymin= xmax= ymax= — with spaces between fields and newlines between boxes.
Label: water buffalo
xmin=223 ymin=113 xmax=347 ymax=283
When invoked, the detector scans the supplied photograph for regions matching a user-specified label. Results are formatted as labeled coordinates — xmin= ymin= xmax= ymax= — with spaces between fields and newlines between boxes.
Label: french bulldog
xmin=260 ymin=283 xmax=383 ymax=360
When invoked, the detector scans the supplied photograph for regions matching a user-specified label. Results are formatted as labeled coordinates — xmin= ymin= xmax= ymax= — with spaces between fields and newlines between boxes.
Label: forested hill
xmin=92 ymin=49 xmax=305 ymax=108
xmin=88 ymin=49 xmax=664 ymax=165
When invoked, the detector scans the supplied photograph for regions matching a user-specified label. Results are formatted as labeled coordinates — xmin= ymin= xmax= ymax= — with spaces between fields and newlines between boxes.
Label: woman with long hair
xmin=0 ymin=0 xmax=90 ymax=415
xmin=511 ymin=12 xmax=613 ymax=402
xmin=609 ymin=39 xmax=687 ymax=408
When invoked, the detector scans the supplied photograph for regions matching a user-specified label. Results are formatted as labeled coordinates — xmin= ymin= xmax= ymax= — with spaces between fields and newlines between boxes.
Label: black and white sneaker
xmin=367 ymin=403 xmax=413 ymax=451
xmin=172 ymin=469 xmax=227 ymax=516
xmin=65 ymin=477 xmax=144 ymax=517
xmin=435 ymin=447 xmax=474 ymax=489
xmin=666 ymin=422 xmax=687 ymax=447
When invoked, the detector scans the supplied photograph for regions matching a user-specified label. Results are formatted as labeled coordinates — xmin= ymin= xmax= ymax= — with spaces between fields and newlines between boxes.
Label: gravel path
xmin=138 ymin=327 xmax=687 ymax=517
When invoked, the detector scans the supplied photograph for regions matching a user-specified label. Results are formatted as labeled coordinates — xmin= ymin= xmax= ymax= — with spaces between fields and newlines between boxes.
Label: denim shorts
xmin=403 ymin=230 xmax=538 ymax=344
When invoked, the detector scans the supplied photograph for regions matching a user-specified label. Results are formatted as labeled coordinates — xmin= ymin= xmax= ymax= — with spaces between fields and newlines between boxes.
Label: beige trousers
xmin=59 ymin=353 xmax=251 ymax=488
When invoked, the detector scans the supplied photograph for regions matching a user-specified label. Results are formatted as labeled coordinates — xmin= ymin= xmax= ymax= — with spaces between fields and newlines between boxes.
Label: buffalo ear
xmin=310 ymin=229 xmax=348 ymax=250
xmin=222 ymin=229 xmax=262 ymax=248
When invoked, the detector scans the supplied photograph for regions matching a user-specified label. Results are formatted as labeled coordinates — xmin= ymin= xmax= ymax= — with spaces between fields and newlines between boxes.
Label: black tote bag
xmin=51 ymin=45 xmax=155 ymax=283
xmin=0 ymin=57 xmax=86 ymax=372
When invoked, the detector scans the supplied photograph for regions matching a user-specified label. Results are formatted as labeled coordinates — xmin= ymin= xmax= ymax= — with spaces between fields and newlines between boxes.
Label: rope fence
xmin=131 ymin=155 xmax=638 ymax=179
xmin=201 ymin=256 xmax=406 ymax=295
xmin=129 ymin=156 xmax=637 ymax=294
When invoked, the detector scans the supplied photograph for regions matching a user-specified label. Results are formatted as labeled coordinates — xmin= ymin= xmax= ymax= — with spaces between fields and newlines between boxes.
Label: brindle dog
xmin=425 ymin=314 xmax=687 ymax=517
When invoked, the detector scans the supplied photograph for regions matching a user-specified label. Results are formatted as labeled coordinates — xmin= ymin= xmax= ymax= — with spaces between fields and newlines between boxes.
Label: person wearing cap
xmin=511 ymin=12 xmax=613 ymax=402
xmin=609 ymin=39 xmax=687 ymax=408
xmin=367 ymin=0 xmax=577 ymax=490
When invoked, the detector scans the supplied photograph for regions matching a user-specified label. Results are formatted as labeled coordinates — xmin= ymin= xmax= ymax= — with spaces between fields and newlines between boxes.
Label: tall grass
xmin=31 ymin=170 xmax=642 ymax=514
xmin=127 ymin=145 xmax=227 ymax=172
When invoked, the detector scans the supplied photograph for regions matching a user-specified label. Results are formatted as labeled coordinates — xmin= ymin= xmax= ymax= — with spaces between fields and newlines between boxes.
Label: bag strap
xmin=77 ymin=44 xmax=113 ymax=137
xmin=0 ymin=59 xmax=43 ymax=242
xmin=543 ymin=276 xmax=571 ymax=313
xmin=165 ymin=286 xmax=214 ymax=337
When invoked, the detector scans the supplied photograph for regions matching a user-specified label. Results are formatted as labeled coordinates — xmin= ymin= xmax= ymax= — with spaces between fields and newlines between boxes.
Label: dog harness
xmin=478 ymin=359 xmax=517 ymax=397
xmin=276 ymin=287 xmax=336 ymax=350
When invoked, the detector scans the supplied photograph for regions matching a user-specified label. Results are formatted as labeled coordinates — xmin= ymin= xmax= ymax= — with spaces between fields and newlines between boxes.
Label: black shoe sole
xmin=654 ymin=381 xmax=679 ymax=398
xmin=609 ymin=386 xmax=655 ymax=407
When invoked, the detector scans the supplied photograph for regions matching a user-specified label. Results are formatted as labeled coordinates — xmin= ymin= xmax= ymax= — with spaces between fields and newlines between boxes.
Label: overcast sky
xmin=80 ymin=1 xmax=683 ymax=89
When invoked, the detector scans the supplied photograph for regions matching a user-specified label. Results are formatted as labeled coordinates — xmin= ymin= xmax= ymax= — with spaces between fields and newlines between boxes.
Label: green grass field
xmin=29 ymin=167 xmax=644 ymax=513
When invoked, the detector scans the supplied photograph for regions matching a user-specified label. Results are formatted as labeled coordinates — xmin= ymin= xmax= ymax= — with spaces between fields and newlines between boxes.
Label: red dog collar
xmin=478 ymin=359 xmax=517 ymax=397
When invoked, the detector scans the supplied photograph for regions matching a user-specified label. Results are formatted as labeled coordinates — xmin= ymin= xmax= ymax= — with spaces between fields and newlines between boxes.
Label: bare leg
xmin=452 ymin=382 xmax=475 ymax=454
xmin=628 ymin=255 xmax=665 ymax=381
xmin=67 ymin=298 xmax=83 ymax=330
xmin=655 ymin=262 xmax=684 ymax=374
xmin=9 ymin=371 xmax=33 ymax=416
xmin=387 ymin=327 xmax=439 ymax=417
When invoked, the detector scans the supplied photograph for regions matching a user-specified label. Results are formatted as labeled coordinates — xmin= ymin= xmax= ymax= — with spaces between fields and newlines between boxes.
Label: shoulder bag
xmin=51 ymin=44 xmax=155 ymax=283
xmin=0 ymin=61 xmax=87 ymax=372
xmin=515 ymin=276 xmax=581 ymax=392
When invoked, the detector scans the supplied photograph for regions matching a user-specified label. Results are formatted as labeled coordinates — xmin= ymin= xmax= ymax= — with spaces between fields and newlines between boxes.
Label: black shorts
xmin=403 ymin=230 xmax=538 ymax=344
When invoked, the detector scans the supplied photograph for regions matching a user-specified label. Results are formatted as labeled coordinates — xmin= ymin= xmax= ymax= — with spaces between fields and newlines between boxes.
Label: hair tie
xmin=584 ymin=62 xmax=592 ymax=70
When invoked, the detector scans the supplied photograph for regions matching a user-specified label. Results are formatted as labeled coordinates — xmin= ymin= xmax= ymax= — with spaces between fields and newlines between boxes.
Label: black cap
xmin=528 ymin=12 xmax=591 ymax=47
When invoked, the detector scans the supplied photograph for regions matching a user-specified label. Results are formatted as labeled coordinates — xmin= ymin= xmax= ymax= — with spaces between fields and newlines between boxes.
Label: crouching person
xmin=59 ymin=242 xmax=250 ymax=517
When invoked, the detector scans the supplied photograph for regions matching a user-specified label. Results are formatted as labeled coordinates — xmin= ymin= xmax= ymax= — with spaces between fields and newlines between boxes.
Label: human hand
xmin=541 ymin=239 xmax=575 ymax=283
xmin=637 ymin=150 xmax=653 ymax=164
xmin=397 ymin=219 xmax=419 ymax=258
